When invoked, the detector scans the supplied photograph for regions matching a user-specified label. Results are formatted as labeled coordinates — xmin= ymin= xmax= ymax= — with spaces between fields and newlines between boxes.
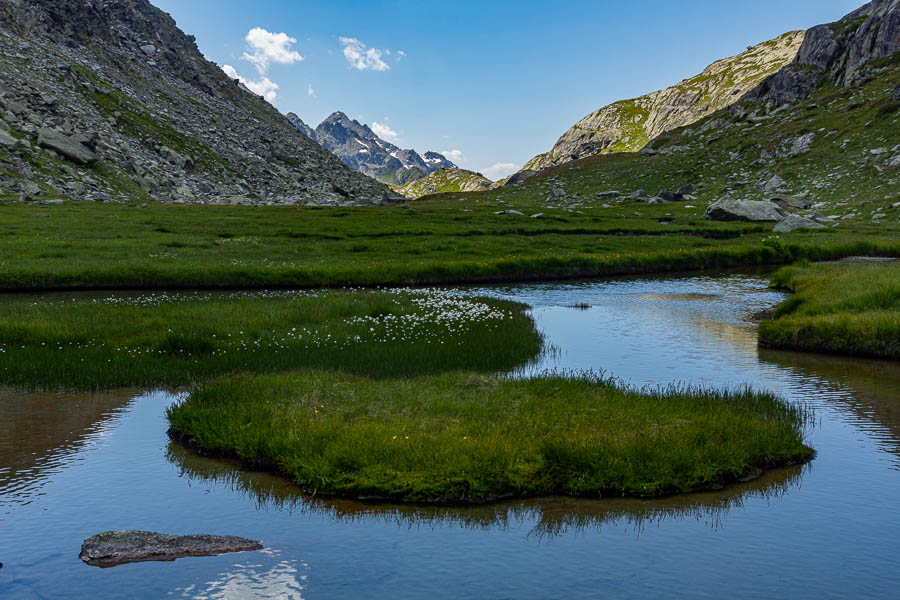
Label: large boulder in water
xmin=704 ymin=196 xmax=786 ymax=222
xmin=80 ymin=531 xmax=262 ymax=566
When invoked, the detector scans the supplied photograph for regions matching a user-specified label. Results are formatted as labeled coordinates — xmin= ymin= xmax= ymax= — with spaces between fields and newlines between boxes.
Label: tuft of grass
xmin=759 ymin=261 xmax=900 ymax=359
xmin=167 ymin=370 xmax=814 ymax=504
xmin=0 ymin=290 xmax=543 ymax=391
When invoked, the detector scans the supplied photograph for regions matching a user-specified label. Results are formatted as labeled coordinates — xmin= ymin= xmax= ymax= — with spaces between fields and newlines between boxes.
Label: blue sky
xmin=152 ymin=0 xmax=862 ymax=180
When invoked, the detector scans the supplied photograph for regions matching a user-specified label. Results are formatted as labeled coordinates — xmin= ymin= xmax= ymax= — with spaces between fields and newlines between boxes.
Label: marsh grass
xmin=166 ymin=371 xmax=813 ymax=504
xmin=0 ymin=290 xmax=543 ymax=391
xmin=758 ymin=261 xmax=900 ymax=358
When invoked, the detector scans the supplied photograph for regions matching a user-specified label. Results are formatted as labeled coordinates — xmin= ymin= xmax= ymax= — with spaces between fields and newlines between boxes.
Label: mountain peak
xmin=0 ymin=0 xmax=398 ymax=206
xmin=288 ymin=112 xmax=456 ymax=186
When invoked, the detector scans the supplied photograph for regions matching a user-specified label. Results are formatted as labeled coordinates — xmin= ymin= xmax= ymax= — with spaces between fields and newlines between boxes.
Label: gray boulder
xmin=630 ymin=189 xmax=650 ymax=201
xmin=656 ymin=190 xmax=684 ymax=202
xmin=763 ymin=174 xmax=787 ymax=192
xmin=893 ymin=83 xmax=900 ymax=102
xmin=80 ymin=531 xmax=262 ymax=566
xmin=495 ymin=209 xmax=525 ymax=216
xmin=677 ymin=184 xmax=695 ymax=196
xmin=37 ymin=128 xmax=98 ymax=166
xmin=705 ymin=196 xmax=786 ymax=222
xmin=0 ymin=130 xmax=15 ymax=147
xmin=771 ymin=193 xmax=812 ymax=211
xmin=773 ymin=215 xmax=827 ymax=233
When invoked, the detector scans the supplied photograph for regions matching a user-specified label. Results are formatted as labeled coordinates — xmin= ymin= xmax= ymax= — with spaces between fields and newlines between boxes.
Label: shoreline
xmin=166 ymin=427 xmax=811 ymax=506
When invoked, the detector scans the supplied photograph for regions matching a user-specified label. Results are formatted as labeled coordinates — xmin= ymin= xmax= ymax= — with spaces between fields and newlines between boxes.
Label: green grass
xmin=1 ymin=200 xmax=898 ymax=292
xmin=758 ymin=261 xmax=900 ymax=359
xmin=0 ymin=290 xmax=543 ymax=391
xmin=1 ymin=57 xmax=898 ymax=292
xmin=166 ymin=371 xmax=813 ymax=504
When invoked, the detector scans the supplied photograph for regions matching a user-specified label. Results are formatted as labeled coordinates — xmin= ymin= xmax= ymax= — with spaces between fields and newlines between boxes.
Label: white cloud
xmin=397 ymin=50 xmax=407 ymax=59
xmin=339 ymin=37 xmax=390 ymax=72
xmin=371 ymin=121 xmax=399 ymax=141
xmin=481 ymin=162 xmax=520 ymax=181
xmin=441 ymin=149 xmax=464 ymax=164
xmin=222 ymin=28 xmax=304 ymax=104
xmin=242 ymin=27 xmax=304 ymax=74
xmin=222 ymin=64 xmax=279 ymax=102
xmin=307 ymin=84 xmax=316 ymax=98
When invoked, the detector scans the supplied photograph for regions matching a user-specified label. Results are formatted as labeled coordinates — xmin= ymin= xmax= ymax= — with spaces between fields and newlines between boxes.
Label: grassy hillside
xmin=398 ymin=168 xmax=493 ymax=198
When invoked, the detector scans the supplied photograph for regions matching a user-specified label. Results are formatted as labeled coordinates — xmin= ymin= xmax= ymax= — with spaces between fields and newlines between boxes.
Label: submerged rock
xmin=80 ymin=531 xmax=262 ymax=566
xmin=704 ymin=196 xmax=785 ymax=222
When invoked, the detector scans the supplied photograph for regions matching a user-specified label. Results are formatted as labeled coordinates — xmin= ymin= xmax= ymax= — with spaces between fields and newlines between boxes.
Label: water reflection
xmin=170 ymin=549 xmax=307 ymax=600
xmin=0 ymin=388 xmax=136 ymax=509
xmin=166 ymin=441 xmax=807 ymax=540
xmin=759 ymin=349 xmax=900 ymax=464
xmin=3 ymin=274 xmax=900 ymax=599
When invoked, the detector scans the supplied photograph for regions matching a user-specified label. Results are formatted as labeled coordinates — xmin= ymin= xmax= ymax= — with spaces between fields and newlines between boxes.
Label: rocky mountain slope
xmin=397 ymin=167 xmax=493 ymax=198
xmin=747 ymin=0 xmax=899 ymax=106
xmin=0 ymin=0 xmax=399 ymax=206
xmin=522 ymin=31 xmax=806 ymax=173
xmin=489 ymin=0 xmax=899 ymax=230
xmin=287 ymin=111 xmax=455 ymax=186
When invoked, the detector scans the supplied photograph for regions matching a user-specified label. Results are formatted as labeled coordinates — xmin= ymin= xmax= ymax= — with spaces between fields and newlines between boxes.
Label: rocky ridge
xmin=0 ymin=0 xmax=400 ymax=206
xmin=288 ymin=111 xmax=455 ymax=186
xmin=746 ymin=0 xmax=899 ymax=106
xmin=521 ymin=31 xmax=806 ymax=173
xmin=397 ymin=167 xmax=494 ymax=198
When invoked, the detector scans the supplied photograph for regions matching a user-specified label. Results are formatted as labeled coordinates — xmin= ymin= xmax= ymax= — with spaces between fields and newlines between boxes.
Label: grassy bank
xmin=167 ymin=371 xmax=813 ymax=504
xmin=0 ymin=289 xmax=542 ymax=391
xmin=2 ymin=200 xmax=899 ymax=291
xmin=758 ymin=261 xmax=900 ymax=359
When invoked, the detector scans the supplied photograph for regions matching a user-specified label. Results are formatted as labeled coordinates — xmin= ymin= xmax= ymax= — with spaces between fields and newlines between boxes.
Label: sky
xmin=152 ymin=0 xmax=863 ymax=181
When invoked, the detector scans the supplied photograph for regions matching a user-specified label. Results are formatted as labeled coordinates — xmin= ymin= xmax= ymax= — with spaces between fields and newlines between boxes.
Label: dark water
xmin=2 ymin=274 xmax=899 ymax=599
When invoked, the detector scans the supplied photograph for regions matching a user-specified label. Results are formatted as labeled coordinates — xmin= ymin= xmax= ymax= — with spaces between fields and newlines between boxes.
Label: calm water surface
xmin=2 ymin=274 xmax=899 ymax=599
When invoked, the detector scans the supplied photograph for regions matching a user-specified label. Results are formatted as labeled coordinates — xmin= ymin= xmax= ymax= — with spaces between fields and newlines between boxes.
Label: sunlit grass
xmin=759 ymin=261 xmax=900 ymax=359
xmin=167 ymin=370 xmax=814 ymax=504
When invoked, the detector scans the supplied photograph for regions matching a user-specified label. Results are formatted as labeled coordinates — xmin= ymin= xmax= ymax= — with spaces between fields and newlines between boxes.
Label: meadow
xmin=759 ymin=260 xmax=900 ymax=359
xmin=167 ymin=371 xmax=813 ymax=503
xmin=2 ymin=196 xmax=898 ymax=292
xmin=0 ymin=289 xmax=542 ymax=390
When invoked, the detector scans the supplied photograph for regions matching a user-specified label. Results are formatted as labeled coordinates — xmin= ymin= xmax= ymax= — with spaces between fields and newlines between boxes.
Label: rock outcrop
xmin=773 ymin=215 xmax=827 ymax=232
xmin=747 ymin=0 xmax=900 ymax=106
xmin=705 ymin=197 xmax=786 ymax=222
xmin=398 ymin=167 xmax=493 ymax=198
xmin=0 ymin=0 xmax=400 ymax=206
xmin=521 ymin=31 xmax=806 ymax=172
xmin=80 ymin=531 xmax=262 ymax=566
xmin=288 ymin=111 xmax=455 ymax=186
